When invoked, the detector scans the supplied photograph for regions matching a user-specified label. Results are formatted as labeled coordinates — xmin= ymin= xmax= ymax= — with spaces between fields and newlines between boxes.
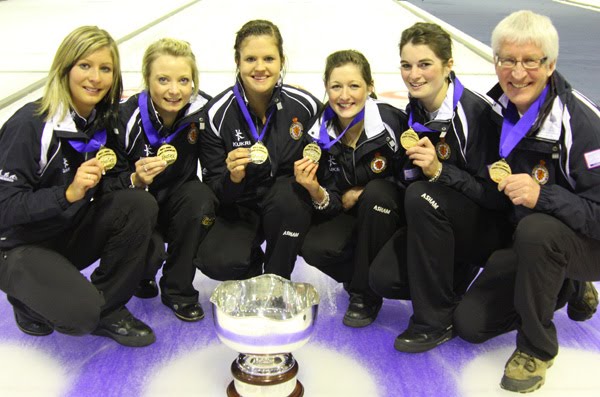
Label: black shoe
xmin=13 ymin=308 xmax=53 ymax=337
xmin=92 ymin=309 xmax=155 ymax=347
xmin=567 ymin=281 xmax=598 ymax=321
xmin=133 ymin=279 xmax=159 ymax=299
xmin=394 ymin=324 xmax=455 ymax=353
xmin=342 ymin=293 xmax=382 ymax=328
xmin=162 ymin=299 xmax=205 ymax=322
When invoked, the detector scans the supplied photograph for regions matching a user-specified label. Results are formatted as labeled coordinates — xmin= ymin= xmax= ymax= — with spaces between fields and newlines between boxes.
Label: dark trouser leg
xmin=63 ymin=189 xmax=158 ymax=316
xmin=159 ymin=181 xmax=217 ymax=304
xmin=512 ymin=214 xmax=600 ymax=361
xmin=195 ymin=205 xmax=263 ymax=281
xmin=0 ymin=246 xmax=103 ymax=335
xmin=301 ymin=212 xmax=355 ymax=283
xmin=261 ymin=176 xmax=313 ymax=279
xmin=405 ymin=181 xmax=511 ymax=332
xmin=369 ymin=227 xmax=411 ymax=300
xmin=350 ymin=179 xmax=404 ymax=297
xmin=454 ymin=248 xmax=519 ymax=343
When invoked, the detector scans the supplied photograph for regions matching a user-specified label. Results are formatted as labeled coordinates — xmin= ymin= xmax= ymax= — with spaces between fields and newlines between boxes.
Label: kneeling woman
xmin=0 ymin=26 xmax=157 ymax=347
xmin=302 ymin=50 xmax=407 ymax=327
xmin=114 ymin=38 xmax=217 ymax=322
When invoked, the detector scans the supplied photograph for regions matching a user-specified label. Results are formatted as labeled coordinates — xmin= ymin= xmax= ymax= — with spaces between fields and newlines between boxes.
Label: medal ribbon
xmin=68 ymin=129 xmax=107 ymax=153
xmin=138 ymin=91 xmax=188 ymax=148
xmin=499 ymin=84 xmax=549 ymax=158
xmin=317 ymin=106 xmax=365 ymax=150
xmin=233 ymin=83 xmax=275 ymax=143
xmin=408 ymin=76 xmax=465 ymax=133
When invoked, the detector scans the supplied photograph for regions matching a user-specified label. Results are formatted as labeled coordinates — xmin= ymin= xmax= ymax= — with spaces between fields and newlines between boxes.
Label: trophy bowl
xmin=210 ymin=274 xmax=320 ymax=397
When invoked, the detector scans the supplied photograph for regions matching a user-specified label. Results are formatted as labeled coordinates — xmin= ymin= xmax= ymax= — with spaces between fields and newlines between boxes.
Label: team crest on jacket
xmin=289 ymin=117 xmax=303 ymax=140
xmin=370 ymin=153 xmax=387 ymax=173
xmin=532 ymin=160 xmax=549 ymax=185
xmin=187 ymin=123 xmax=198 ymax=144
xmin=436 ymin=139 xmax=451 ymax=160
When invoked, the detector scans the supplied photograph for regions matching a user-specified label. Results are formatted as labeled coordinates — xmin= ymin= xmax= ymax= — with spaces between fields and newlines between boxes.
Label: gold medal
xmin=303 ymin=142 xmax=321 ymax=162
xmin=400 ymin=128 xmax=419 ymax=149
xmin=250 ymin=141 xmax=269 ymax=164
xmin=157 ymin=144 xmax=178 ymax=166
xmin=96 ymin=147 xmax=117 ymax=171
xmin=489 ymin=159 xmax=512 ymax=183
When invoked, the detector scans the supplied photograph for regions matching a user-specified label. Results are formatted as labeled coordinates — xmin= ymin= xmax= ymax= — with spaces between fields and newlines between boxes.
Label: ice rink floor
xmin=1 ymin=1 xmax=599 ymax=396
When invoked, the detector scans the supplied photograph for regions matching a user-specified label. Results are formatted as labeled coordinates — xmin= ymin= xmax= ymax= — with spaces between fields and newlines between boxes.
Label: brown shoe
xmin=500 ymin=349 xmax=553 ymax=393
xmin=567 ymin=281 xmax=598 ymax=321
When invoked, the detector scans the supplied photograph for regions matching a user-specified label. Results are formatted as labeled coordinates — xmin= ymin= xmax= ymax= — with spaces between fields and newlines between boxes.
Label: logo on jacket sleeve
xmin=187 ymin=123 xmax=198 ymax=144
xmin=289 ymin=117 xmax=303 ymax=140
xmin=0 ymin=169 xmax=18 ymax=183
xmin=62 ymin=158 xmax=71 ymax=174
xmin=328 ymin=154 xmax=340 ymax=172
xmin=370 ymin=153 xmax=387 ymax=173
xmin=144 ymin=144 xmax=154 ymax=156
xmin=531 ymin=160 xmax=549 ymax=185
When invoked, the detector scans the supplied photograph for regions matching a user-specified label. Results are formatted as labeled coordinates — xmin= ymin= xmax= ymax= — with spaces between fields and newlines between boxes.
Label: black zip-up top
xmin=0 ymin=102 xmax=113 ymax=248
xmin=398 ymin=72 xmax=508 ymax=211
xmin=488 ymin=71 xmax=600 ymax=240
xmin=114 ymin=91 xmax=211 ymax=205
xmin=200 ymin=80 xmax=340 ymax=214
xmin=306 ymin=98 xmax=406 ymax=193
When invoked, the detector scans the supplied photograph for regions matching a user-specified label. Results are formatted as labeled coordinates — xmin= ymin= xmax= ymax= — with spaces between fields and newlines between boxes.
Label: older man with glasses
xmin=453 ymin=10 xmax=600 ymax=393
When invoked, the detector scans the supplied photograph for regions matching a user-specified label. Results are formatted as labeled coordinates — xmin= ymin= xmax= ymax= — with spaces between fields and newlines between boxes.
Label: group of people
xmin=0 ymin=9 xmax=598 ymax=394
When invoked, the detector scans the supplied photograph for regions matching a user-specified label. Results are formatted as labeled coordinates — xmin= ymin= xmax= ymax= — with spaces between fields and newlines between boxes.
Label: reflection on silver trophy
xmin=210 ymin=274 xmax=320 ymax=397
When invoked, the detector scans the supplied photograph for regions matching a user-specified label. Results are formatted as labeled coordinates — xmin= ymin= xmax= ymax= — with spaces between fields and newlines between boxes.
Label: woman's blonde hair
xmin=38 ymin=25 xmax=122 ymax=126
xmin=142 ymin=38 xmax=199 ymax=98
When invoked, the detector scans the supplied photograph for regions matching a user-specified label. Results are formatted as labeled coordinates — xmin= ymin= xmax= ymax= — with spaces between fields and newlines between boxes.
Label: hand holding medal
xmin=134 ymin=156 xmax=167 ymax=186
xmin=294 ymin=157 xmax=320 ymax=194
xmin=226 ymin=147 xmax=252 ymax=183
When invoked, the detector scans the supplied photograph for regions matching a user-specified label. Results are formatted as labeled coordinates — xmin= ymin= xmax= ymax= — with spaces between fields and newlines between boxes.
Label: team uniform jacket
xmin=488 ymin=71 xmax=600 ymax=240
xmin=0 ymin=102 xmax=114 ymax=248
xmin=113 ymin=91 xmax=211 ymax=205
xmin=398 ymin=72 xmax=509 ymax=211
xmin=306 ymin=98 xmax=406 ymax=193
xmin=199 ymin=80 xmax=340 ymax=215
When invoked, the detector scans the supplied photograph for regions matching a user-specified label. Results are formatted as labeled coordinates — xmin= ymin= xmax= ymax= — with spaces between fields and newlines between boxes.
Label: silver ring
xmin=143 ymin=165 xmax=148 ymax=173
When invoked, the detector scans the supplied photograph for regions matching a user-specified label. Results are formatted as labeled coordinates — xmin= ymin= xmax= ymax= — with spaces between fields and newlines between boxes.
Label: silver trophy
xmin=210 ymin=274 xmax=320 ymax=397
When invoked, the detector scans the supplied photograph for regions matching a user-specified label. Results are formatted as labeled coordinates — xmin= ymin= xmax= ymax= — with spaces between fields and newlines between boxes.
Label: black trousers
xmin=302 ymin=179 xmax=405 ymax=297
xmin=196 ymin=175 xmax=312 ymax=280
xmin=401 ymin=181 xmax=512 ymax=332
xmin=145 ymin=180 xmax=217 ymax=304
xmin=454 ymin=213 xmax=600 ymax=361
xmin=0 ymin=189 xmax=158 ymax=335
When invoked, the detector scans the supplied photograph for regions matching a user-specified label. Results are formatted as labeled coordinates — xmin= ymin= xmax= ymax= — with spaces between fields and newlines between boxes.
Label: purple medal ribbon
xmin=68 ymin=129 xmax=107 ymax=153
xmin=233 ymin=83 xmax=274 ymax=143
xmin=138 ymin=91 xmax=188 ymax=148
xmin=408 ymin=76 xmax=465 ymax=133
xmin=316 ymin=106 xmax=365 ymax=150
xmin=499 ymin=84 xmax=549 ymax=158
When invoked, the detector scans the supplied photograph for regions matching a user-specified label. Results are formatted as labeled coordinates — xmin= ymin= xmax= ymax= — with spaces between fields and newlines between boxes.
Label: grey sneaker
xmin=567 ymin=281 xmax=598 ymax=321
xmin=500 ymin=349 xmax=553 ymax=393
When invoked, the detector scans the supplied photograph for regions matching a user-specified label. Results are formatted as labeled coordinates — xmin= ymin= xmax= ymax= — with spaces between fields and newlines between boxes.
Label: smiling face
xmin=237 ymin=34 xmax=282 ymax=101
xmin=495 ymin=40 xmax=555 ymax=114
xmin=68 ymin=46 xmax=114 ymax=118
xmin=326 ymin=63 xmax=372 ymax=127
xmin=148 ymin=54 xmax=193 ymax=126
xmin=400 ymin=42 xmax=453 ymax=112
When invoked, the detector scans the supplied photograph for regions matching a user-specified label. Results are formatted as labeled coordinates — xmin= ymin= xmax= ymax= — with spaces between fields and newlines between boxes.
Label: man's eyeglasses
xmin=495 ymin=56 xmax=548 ymax=70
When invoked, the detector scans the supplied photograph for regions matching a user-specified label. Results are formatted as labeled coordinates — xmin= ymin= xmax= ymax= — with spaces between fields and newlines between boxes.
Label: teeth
xmin=512 ymin=83 xmax=529 ymax=88
xmin=338 ymin=103 xmax=352 ymax=109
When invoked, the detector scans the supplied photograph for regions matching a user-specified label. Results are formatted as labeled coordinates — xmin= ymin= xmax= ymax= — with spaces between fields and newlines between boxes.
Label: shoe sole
xmin=394 ymin=331 xmax=455 ymax=353
xmin=92 ymin=328 xmax=156 ymax=347
xmin=16 ymin=322 xmax=54 ymax=337
xmin=342 ymin=316 xmax=375 ymax=328
xmin=500 ymin=375 xmax=544 ymax=393
xmin=174 ymin=312 xmax=205 ymax=322
xmin=567 ymin=306 xmax=597 ymax=321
